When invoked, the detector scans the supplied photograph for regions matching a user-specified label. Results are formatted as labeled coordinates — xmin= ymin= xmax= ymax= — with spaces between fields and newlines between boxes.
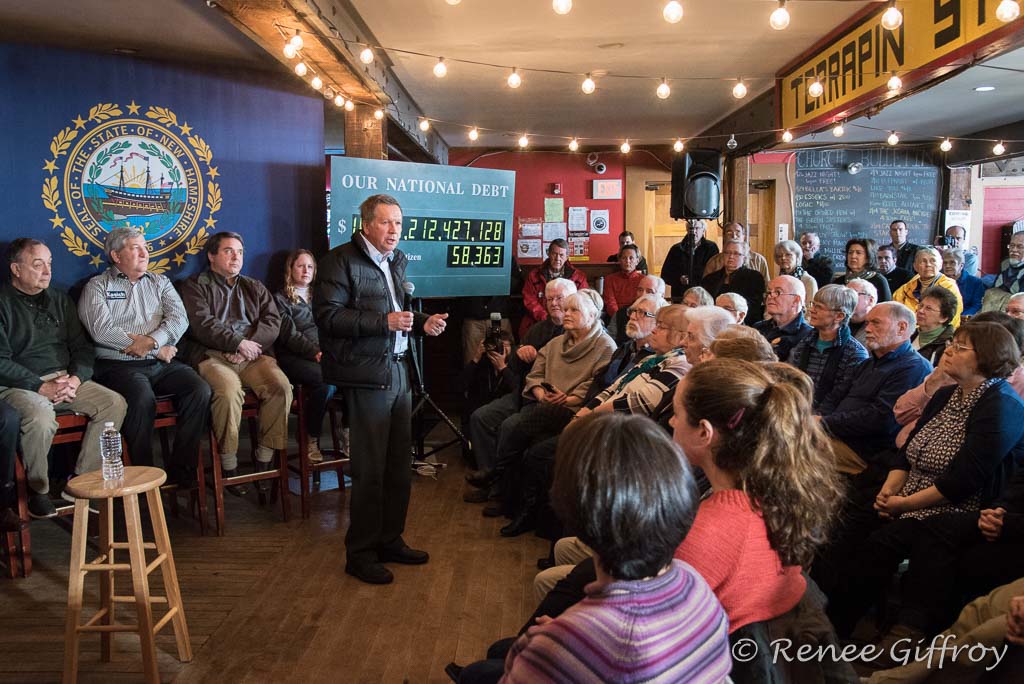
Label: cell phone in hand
xmin=540 ymin=382 xmax=557 ymax=393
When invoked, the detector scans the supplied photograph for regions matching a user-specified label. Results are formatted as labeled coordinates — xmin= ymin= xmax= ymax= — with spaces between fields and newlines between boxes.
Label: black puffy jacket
xmin=313 ymin=239 xmax=427 ymax=390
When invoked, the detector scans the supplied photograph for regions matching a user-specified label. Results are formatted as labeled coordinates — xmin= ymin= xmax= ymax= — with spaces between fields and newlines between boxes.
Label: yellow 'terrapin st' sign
xmin=778 ymin=0 xmax=1020 ymax=131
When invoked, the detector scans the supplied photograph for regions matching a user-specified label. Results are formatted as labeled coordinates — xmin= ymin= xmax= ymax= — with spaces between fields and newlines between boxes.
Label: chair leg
xmin=15 ymin=456 xmax=31 ymax=577
xmin=297 ymin=397 xmax=311 ymax=520
xmin=278 ymin=448 xmax=290 ymax=522
xmin=146 ymin=489 xmax=192 ymax=662
xmin=62 ymin=499 xmax=90 ymax=684
xmin=124 ymin=494 xmax=159 ymax=684
xmin=196 ymin=442 xmax=208 ymax=537
xmin=3 ymin=530 xmax=18 ymax=579
xmin=98 ymin=499 xmax=114 ymax=662
xmin=209 ymin=430 xmax=226 ymax=536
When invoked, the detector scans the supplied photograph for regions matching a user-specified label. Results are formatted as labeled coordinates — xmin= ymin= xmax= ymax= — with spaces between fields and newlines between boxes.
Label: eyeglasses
xmin=949 ymin=341 xmax=974 ymax=353
xmin=626 ymin=307 xmax=656 ymax=319
xmin=764 ymin=289 xmax=800 ymax=300
xmin=808 ymin=302 xmax=842 ymax=313
xmin=655 ymin=321 xmax=684 ymax=333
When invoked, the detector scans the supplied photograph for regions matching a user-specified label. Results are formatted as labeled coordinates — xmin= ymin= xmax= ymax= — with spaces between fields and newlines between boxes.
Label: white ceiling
xmin=349 ymin=0 xmax=870 ymax=147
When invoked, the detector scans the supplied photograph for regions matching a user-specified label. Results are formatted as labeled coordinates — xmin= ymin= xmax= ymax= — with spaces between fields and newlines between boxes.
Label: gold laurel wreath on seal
xmin=40 ymin=102 xmax=222 ymax=274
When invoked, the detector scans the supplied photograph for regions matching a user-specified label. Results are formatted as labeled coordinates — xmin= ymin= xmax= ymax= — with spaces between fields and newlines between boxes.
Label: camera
xmin=594 ymin=162 xmax=607 ymax=175
xmin=483 ymin=312 xmax=504 ymax=353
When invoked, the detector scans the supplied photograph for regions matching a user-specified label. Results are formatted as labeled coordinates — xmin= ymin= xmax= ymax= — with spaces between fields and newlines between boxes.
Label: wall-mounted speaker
xmin=670 ymin=149 xmax=722 ymax=220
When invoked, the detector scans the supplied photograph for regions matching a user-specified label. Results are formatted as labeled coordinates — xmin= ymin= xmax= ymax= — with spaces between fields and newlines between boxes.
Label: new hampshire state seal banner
xmin=42 ymin=102 xmax=221 ymax=274
xmin=0 ymin=42 xmax=325 ymax=288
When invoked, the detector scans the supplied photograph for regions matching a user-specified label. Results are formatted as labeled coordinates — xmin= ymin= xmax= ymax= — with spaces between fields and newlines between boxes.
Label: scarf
xmin=916 ymin=325 xmax=946 ymax=348
xmin=843 ymin=269 xmax=879 ymax=283
xmin=912 ymin=275 xmax=942 ymax=303
xmin=995 ymin=262 xmax=1024 ymax=294
xmin=610 ymin=349 xmax=685 ymax=393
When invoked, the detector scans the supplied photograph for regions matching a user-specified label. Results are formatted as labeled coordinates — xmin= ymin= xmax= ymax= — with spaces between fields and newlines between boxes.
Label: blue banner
xmin=0 ymin=43 xmax=325 ymax=289
xmin=330 ymin=157 xmax=515 ymax=298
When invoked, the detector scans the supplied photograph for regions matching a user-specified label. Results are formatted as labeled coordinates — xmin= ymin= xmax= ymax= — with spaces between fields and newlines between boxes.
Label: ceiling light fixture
xmin=334 ymin=95 xmax=344 ymax=107
xmin=360 ymin=47 xmax=374 ymax=64
xmin=289 ymin=30 xmax=303 ymax=50
xmin=283 ymin=43 xmax=297 ymax=59
xmin=519 ymin=134 xmax=530 ymax=148
xmin=732 ymin=79 xmax=748 ymax=99
xmin=769 ymin=1 xmax=790 ymax=30
xmin=568 ymin=138 xmax=580 ymax=151
xmin=887 ymin=72 xmax=902 ymax=91
xmin=881 ymin=2 xmax=903 ymax=31
xmin=663 ymin=1 xmax=684 ymax=24
xmin=374 ymin=109 xmax=384 ymax=120
xmin=468 ymin=127 xmax=479 ymax=141
xmin=620 ymin=140 xmax=631 ymax=153
xmin=974 ymin=85 xmax=996 ymax=92
xmin=294 ymin=62 xmax=307 ymax=77
xmin=940 ymin=138 xmax=953 ymax=152
xmin=344 ymin=100 xmax=355 ymax=112
xmin=996 ymin=0 xmax=1021 ymax=21
xmin=310 ymin=75 xmax=323 ymax=90
xmin=433 ymin=57 xmax=447 ymax=78
xmin=808 ymin=78 xmax=824 ymax=98
xmin=673 ymin=139 xmax=685 ymax=153
xmin=727 ymin=134 xmax=738 ymax=150
xmin=887 ymin=131 xmax=900 ymax=146
xmin=581 ymin=74 xmax=596 ymax=94
xmin=656 ymin=78 xmax=671 ymax=99
xmin=552 ymin=0 xmax=572 ymax=15
xmin=832 ymin=122 xmax=845 ymax=137
xmin=994 ymin=141 xmax=1007 ymax=155
xmin=507 ymin=68 xmax=522 ymax=89
xmin=419 ymin=118 xmax=430 ymax=131
xmin=324 ymin=87 xmax=334 ymax=100
xmin=445 ymin=0 xmax=462 ymax=5
xmin=781 ymin=130 xmax=794 ymax=143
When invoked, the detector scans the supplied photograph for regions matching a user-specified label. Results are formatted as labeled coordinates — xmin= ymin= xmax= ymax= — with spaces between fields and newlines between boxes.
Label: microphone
xmin=402 ymin=282 xmax=415 ymax=338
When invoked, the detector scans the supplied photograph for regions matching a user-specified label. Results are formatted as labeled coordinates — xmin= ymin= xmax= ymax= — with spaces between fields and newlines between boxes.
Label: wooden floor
xmin=0 ymin=438 xmax=548 ymax=683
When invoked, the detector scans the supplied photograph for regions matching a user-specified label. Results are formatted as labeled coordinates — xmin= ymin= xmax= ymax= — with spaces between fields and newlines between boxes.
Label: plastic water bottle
xmin=100 ymin=422 xmax=124 ymax=481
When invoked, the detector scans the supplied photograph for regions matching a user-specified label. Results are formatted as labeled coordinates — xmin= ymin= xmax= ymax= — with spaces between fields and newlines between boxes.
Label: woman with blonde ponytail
xmin=672 ymin=359 xmax=844 ymax=630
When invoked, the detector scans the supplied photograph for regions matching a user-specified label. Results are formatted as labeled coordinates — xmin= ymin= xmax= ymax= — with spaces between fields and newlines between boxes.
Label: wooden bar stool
xmin=63 ymin=466 xmax=191 ymax=683
xmin=287 ymin=387 xmax=349 ymax=519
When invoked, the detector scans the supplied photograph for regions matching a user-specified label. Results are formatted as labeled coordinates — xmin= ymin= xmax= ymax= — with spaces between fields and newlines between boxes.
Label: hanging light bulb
xmin=782 ymin=129 xmax=794 ymax=143
xmin=289 ymin=30 xmax=304 ymax=51
xmin=769 ymin=0 xmax=790 ymax=30
xmin=732 ymin=79 xmax=748 ymax=99
xmin=620 ymin=140 xmax=631 ymax=154
xmin=294 ymin=62 xmax=308 ymax=77
xmin=832 ymin=122 xmax=845 ymax=137
xmin=568 ymin=138 xmax=580 ymax=152
xmin=519 ymin=134 xmax=530 ymax=148
xmin=881 ymin=2 xmax=903 ymax=31
xmin=656 ymin=78 xmax=671 ymax=99
xmin=433 ymin=58 xmax=448 ymax=78
xmin=581 ymin=74 xmax=596 ymax=95
xmin=374 ymin=109 xmax=384 ymax=120
xmin=468 ymin=127 xmax=479 ymax=141
xmin=334 ymin=94 xmax=344 ymax=107
xmin=997 ymin=0 xmax=1021 ymax=21
xmin=311 ymin=75 xmax=323 ymax=90
xmin=887 ymin=131 xmax=900 ymax=146
xmin=673 ymin=139 xmax=685 ymax=153
xmin=283 ymin=43 xmax=298 ymax=59
xmin=994 ymin=141 xmax=1007 ymax=155
xmin=446 ymin=0 xmax=462 ymax=5
xmin=940 ymin=138 xmax=953 ymax=152
xmin=552 ymin=0 xmax=572 ymax=15
xmin=344 ymin=100 xmax=355 ymax=112
xmin=419 ymin=119 xmax=430 ymax=131
xmin=324 ymin=87 xmax=335 ymax=100
xmin=726 ymin=134 xmax=738 ymax=150
xmin=507 ymin=68 xmax=522 ymax=89
xmin=808 ymin=78 xmax=824 ymax=98
xmin=887 ymin=72 xmax=902 ymax=91
xmin=359 ymin=47 xmax=374 ymax=64
xmin=663 ymin=1 xmax=684 ymax=23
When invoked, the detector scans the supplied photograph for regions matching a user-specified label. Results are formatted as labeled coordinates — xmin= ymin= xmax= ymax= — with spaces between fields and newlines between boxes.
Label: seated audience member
xmin=715 ymin=292 xmax=748 ymax=324
xmin=1008 ymin=292 xmax=1024 ymax=320
xmin=179 ymin=231 xmax=292 ymax=491
xmin=608 ymin=274 xmax=665 ymax=344
xmin=605 ymin=230 xmax=648 ymax=274
xmin=465 ymin=278 xmax=576 ymax=499
xmin=703 ymin=222 xmax=771 ymax=282
xmin=0 ymin=239 xmax=126 ymax=518
xmin=893 ymin=246 xmax=964 ymax=328
xmin=490 ymin=290 xmax=615 ymax=524
xmin=944 ymin=224 xmax=978 ymax=276
xmin=681 ymin=306 xmax=735 ymax=367
xmin=847 ymin=278 xmax=877 ymax=347
xmin=910 ymin=285 xmax=958 ymax=366
xmin=681 ymin=285 xmax=713 ymax=309
xmin=590 ymin=294 xmax=662 ymax=397
xmin=460 ymin=331 xmax=514 ymax=468
xmin=459 ymin=261 xmax=520 ymax=365
xmin=273 ymin=249 xmax=337 ymax=463
xmin=490 ymin=414 xmax=732 ymax=683
xmin=818 ymin=302 xmax=933 ymax=476
xmin=1 ymin=399 xmax=20 ymax=531
xmin=600 ymin=244 xmax=643 ymax=317
xmin=888 ymin=219 xmax=922 ymax=272
xmin=864 ymin=578 xmax=1024 ymax=683
xmin=877 ymin=243 xmax=911 ymax=295
xmin=661 ymin=219 xmax=718 ymax=300
xmin=707 ymin=325 xmax=777 ymax=363
xmin=800 ymin=231 xmax=836 ymax=289
xmin=701 ymin=239 xmax=766 ymax=322
xmin=754 ymin=275 xmax=812 ymax=361
xmin=788 ymin=284 xmax=869 ymax=409
xmin=824 ymin=321 xmax=1024 ymax=643
xmin=78 ymin=228 xmax=210 ymax=488
xmin=774 ymin=239 xmax=818 ymax=300
xmin=983 ymin=231 xmax=1024 ymax=314
xmin=832 ymin=237 xmax=893 ymax=303
xmin=520 ymin=239 xmax=587 ymax=338
xmin=943 ymin=248 xmax=985 ymax=317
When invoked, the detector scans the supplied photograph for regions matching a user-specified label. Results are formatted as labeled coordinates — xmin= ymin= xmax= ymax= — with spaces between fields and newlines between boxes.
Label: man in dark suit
xmin=660 ymin=220 xmax=718 ymax=301
xmin=888 ymin=220 xmax=921 ymax=272
xmin=800 ymin=231 xmax=836 ymax=289
xmin=315 ymin=194 xmax=450 ymax=585
xmin=877 ymin=244 xmax=912 ymax=294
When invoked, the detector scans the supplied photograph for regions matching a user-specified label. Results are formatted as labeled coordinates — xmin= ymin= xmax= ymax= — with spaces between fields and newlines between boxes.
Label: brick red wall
xmin=982 ymin=186 xmax=1024 ymax=273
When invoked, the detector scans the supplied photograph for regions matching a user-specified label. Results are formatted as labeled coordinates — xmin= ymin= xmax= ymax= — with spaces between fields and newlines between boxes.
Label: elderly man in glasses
xmin=983 ymin=232 xmax=1024 ymax=314
xmin=753 ymin=275 xmax=812 ymax=361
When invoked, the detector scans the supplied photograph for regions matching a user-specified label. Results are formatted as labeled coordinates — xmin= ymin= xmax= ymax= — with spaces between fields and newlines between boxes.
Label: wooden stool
xmin=288 ymin=388 xmax=349 ymax=519
xmin=63 ymin=466 xmax=191 ymax=683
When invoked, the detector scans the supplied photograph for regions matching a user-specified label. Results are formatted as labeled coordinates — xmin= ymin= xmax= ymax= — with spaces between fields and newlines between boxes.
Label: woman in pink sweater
xmin=671 ymin=360 xmax=844 ymax=631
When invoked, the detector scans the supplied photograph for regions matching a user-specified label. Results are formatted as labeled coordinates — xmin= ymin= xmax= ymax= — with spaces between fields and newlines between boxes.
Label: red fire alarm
xmin=551 ymin=183 xmax=562 ymax=195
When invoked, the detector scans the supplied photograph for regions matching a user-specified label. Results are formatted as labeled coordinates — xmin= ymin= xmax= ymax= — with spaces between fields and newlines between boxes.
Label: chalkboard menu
xmin=795 ymin=149 xmax=941 ymax=267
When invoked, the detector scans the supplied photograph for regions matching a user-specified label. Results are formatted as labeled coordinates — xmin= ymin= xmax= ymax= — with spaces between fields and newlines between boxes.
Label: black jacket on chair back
xmin=314 ymin=238 xmax=428 ymax=390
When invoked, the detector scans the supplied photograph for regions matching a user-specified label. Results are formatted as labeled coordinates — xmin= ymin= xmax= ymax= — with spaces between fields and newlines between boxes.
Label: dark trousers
xmin=93 ymin=359 xmax=211 ymax=476
xmin=0 ymin=399 xmax=18 ymax=507
xmin=342 ymin=361 xmax=412 ymax=566
xmin=493 ymin=402 xmax=574 ymax=512
xmin=276 ymin=354 xmax=336 ymax=439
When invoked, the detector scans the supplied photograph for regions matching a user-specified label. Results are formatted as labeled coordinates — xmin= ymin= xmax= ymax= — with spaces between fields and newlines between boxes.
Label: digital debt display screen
xmin=329 ymin=157 xmax=515 ymax=298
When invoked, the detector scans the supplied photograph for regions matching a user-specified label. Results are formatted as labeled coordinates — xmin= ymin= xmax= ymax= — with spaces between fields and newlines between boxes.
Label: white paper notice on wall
xmin=590 ymin=209 xmax=610 ymax=234
xmin=517 ymin=239 xmax=542 ymax=260
xmin=520 ymin=222 xmax=542 ymax=238
xmin=944 ymin=210 xmax=972 ymax=234
xmin=543 ymin=222 xmax=568 ymax=241
xmin=777 ymin=223 xmax=789 ymax=243
xmin=568 ymin=206 xmax=588 ymax=233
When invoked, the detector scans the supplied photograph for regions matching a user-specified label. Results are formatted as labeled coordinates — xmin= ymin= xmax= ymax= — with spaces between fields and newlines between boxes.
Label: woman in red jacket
xmin=520 ymin=239 xmax=588 ymax=338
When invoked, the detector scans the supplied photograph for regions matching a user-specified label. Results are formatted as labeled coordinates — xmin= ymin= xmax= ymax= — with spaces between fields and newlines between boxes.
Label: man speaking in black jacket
xmin=315 ymin=194 xmax=449 ymax=585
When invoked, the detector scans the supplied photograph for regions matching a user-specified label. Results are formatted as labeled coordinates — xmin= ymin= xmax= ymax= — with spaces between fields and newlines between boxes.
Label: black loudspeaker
xmin=670 ymin=149 xmax=723 ymax=220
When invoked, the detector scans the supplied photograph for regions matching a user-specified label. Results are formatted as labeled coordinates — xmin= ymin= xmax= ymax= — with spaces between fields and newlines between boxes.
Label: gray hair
xmin=104 ymin=227 xmax=145 ymax=261
xmin=914 ymin=247 xmax=942 ymax=265
xmin=814 ymin=284 xmax=857 ymax=324
xmin=546 ymin=277 xmax=578 ymax=297
xmin=878 ymin=301 xmax=917 ymax=330
xmin=639 ymin=274 xmax=667 ymax=298
xmin=566 ymin=289 xmax=603 ymax=328
xmin=774 ymin=274 xmax=807 ymax=306
xmin=774 ymin=240 xmax=803 ymax=262
xmin=723 ymin=239 xmax=749 ymax=255
xmin=685 ymin=306 xmax=735 ymax=349
xmin=847 ymin=278 xmax=878 ymax=303
xmin=1011 ymin=293 xmax=1024 ymax=305
xmin=633 ymin=293 xmax=671 ymax=312
xmin=944 ymin=248 xmax=965 ymax=266
xmin=683 ymin=286 xmax=714 ymax=307
xmin=715 ymin=292 xmax=748 ymax=314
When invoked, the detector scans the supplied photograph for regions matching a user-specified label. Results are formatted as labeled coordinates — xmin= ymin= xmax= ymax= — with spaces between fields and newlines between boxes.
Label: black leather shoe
xmin=254 ymin=461 xmax=273 ymax=493
xmin=500 ymin=514 xmax=535 ymax=538
xmin=463 ymin=488 xmax=489 ymax=503
xmin=345 ymin=561 xmax=394 ymax=584
xmin=482 ymin=503 xmax=504 ymax=518
xmin=465 ymin=469 xmax=498 ymax=489
xmin=378 ymin=545 xmax=429 ymax=565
